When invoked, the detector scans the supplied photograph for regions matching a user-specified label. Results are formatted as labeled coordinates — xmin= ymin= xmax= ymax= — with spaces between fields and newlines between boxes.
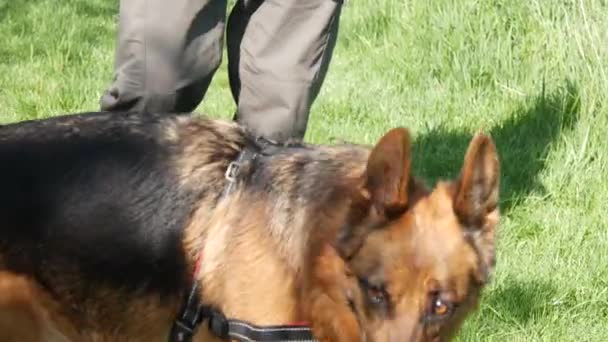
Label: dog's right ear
xmin=364 ymin=127 xmax=413 ymax=219
xmin=336 ymin=128 xmax=414 ymax=258
xmin=452 ymin=133 xmax=500 ymax=283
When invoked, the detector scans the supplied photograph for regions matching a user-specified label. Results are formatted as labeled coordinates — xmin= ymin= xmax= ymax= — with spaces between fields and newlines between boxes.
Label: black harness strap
xmin=169 ymin=137 xmax=317 ymax=342
xmin=225 ymin=320 xmax=316 ymax=342
xmin=203 ymin=308 xmax=316 ymax=342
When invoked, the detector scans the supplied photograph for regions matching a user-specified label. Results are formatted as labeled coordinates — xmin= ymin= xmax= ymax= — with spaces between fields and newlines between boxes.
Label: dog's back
xmin=0 ymin=112 xmax=195 ymax=296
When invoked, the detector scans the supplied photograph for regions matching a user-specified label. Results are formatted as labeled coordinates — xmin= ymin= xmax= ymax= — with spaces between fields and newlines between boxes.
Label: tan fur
xmin=0 ymin=272 xmax=74 ymax=342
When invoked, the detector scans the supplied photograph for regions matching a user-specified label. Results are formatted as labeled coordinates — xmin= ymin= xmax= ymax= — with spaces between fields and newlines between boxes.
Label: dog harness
xmin=169 ymin=137 xmax=317 ymax=342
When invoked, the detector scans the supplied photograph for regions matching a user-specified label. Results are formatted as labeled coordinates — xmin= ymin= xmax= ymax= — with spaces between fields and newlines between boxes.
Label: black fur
xmin=0 ymin=112 xmax=201 ymax=298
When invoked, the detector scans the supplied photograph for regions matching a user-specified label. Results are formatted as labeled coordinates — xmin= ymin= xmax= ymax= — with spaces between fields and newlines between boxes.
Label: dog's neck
xmin=178 ymin=138 xmax=371 ymax=323
xmin=185 ymin=142 xmax=371 ymax=265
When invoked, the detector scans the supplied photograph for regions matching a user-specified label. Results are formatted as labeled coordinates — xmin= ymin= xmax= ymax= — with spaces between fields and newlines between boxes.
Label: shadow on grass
xmin=480 ymin=279 xmax=558 ymax=327
xmin=412 ymin=80 xmax=580 ymax=213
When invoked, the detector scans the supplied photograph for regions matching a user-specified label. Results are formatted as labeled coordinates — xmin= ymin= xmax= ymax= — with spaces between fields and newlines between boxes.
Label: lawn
xmin=1 ymin=0 xmax=607 ymax=340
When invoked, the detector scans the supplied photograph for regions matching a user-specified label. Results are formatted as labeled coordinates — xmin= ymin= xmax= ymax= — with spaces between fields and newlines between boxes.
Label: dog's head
xmin=340 ymin=128 xmax=500 ymax=341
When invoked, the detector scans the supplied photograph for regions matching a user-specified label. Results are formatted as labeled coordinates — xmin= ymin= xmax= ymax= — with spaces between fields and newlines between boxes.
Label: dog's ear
xmin=454 ymin=133 xmax=500 ymax=226
xmin=453 ymin=133 xmax=500 ymax=283
xmin=364 ymin=127 xmax=412 ymax=219
xmin=335 ymin=128 xmax=413 ymax=258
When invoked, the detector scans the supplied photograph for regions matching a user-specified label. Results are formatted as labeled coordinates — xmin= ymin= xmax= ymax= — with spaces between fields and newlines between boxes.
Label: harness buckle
xmin=170 ymin=304 xmax=206 ymax=342
xmin=224 ymin=161 xmax=241 ymax=183
xmin=206 ymin=308 xmax=229 ymax=340
xmin=169 ymin=282 xmax=204 ymax=342
xmin=169 ymin=319 xmax=197 ymax=342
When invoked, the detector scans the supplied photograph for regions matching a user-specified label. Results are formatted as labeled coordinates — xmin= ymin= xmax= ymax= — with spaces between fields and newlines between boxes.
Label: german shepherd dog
xmin=0 ymin=111 xmax=500 ymax=342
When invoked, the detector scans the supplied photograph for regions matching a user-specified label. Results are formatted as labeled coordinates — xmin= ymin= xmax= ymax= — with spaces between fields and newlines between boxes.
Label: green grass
xmin=1 ymin=0 xmax=607 ymax=340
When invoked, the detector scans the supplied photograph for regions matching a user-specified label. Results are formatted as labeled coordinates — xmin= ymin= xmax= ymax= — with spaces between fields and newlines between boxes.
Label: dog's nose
xmin=386 ymin=316 xmax=421 ymax=342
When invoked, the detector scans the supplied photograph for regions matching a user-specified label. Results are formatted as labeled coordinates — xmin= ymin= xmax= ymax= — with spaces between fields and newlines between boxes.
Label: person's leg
xmin=225 ymin=0 xmax=257 ymax=106
xmin=227 ymin=0 xmax=344 ymax=142
xmin=100 ymin=0 xmax=227 ymax=113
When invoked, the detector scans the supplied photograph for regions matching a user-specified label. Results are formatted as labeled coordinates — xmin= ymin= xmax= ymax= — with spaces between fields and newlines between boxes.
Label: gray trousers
xmin=100 ymin=0 xmax=343 ymax=142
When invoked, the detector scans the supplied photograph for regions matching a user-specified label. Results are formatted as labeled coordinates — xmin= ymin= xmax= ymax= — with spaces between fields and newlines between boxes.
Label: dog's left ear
xmin=454 ymin=133 xmax=500 ymax=226
xmin=364 ymin=127 xmax=412 ymax=219
xmin=453 ymin=133 xmax=500 ymax=282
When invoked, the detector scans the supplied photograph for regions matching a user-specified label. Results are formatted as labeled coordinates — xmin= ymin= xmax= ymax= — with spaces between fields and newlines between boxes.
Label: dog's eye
xmin=432 ymin=298 xmax=450 ymax=316
xmin=427 ymin=292 xmax=454 ymax=320
xmin=367 ymin=284 xmax=386 ymax=305
xmin=359 ymin=278 xmax=388 ymax=306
